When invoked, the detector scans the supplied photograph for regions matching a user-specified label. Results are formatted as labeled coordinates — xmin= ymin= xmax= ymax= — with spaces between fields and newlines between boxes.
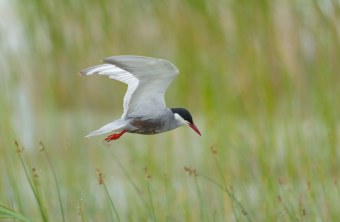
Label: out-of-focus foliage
xmin=5 ymin=0 xmax=340 ymax=116
xmin=0 ymin=0 xmax=339 ymax=221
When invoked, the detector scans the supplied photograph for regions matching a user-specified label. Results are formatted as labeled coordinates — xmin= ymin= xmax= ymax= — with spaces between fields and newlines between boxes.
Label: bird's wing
xmin=81 ymin=55 xmax=179 ymax=118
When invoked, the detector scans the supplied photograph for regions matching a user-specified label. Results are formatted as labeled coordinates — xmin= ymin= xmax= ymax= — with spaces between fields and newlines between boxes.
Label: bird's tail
xmin=85 ymin=119 xmax=127 ymax=137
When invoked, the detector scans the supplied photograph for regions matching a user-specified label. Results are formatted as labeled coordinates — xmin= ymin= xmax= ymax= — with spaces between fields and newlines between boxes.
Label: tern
xmin=81 ymin=55 xmax=201 ymax=142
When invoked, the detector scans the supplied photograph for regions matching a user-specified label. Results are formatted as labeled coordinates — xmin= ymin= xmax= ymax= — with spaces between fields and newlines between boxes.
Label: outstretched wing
xmin=81 ymin=55 xmax=179 ymax=118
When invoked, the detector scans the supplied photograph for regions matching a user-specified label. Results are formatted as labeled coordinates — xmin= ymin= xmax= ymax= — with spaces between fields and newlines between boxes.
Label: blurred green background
xmin=1 ymin=0 xmax=339 ymax=221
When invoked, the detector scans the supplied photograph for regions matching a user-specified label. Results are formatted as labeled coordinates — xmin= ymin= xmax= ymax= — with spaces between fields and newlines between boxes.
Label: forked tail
xmin=85 ymin=119 xmax=127 ymax=137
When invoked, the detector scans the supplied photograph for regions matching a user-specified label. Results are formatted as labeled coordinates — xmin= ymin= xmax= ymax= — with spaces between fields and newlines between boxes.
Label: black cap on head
xmin=170 ymin=108 xmax=193 ymax=124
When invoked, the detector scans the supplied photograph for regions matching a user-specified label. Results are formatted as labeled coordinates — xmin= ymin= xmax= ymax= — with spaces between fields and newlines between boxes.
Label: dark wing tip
xmin=79 ymin=66 xmax=95 ymax=76
xmin=79 ymin=70 xmax=88 ymax=76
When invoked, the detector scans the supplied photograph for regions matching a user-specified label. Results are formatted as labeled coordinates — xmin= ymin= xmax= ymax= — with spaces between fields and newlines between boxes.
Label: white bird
xmin=81 ymin=55 xmax=201 ymax=142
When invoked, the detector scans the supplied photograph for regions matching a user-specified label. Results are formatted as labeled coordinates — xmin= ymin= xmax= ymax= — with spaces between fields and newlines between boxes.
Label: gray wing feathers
xmin=81 ymin=55 xmax=179 ymax=118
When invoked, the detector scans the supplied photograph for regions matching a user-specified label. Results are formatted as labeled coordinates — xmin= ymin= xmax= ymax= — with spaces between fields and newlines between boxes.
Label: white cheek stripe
xmin=174 ymin=113 xmax=189 ymax=125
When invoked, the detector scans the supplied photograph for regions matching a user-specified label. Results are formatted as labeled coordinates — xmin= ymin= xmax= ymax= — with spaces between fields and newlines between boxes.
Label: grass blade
xmin=40 ymin=141 xmax=65 ymax=222
xmin=0 ymin=204 xmax=34 ymax=222
xmin=14 ymin=141 xmax=48 ymax=222
xmin=144 ymin=168 xmax=157 ymax=222
xmin=96 ymin=169 xmax=121 ymax=222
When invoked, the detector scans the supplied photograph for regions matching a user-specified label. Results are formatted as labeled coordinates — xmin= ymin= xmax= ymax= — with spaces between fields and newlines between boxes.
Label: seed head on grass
xmin=144 ymin=167 xmax=152 ymax=180
xmin=14 ymin=140 xmax=23 ymax=153
xmin=96 ymin=169 xmax=104 ymax=185
xmin=39 ymin=141 xmax=45 ymax=151
xmin=298 ymin=199 xmax=306 ymax=217
xmin=184 ymin=166 xmax=197 ymax=177
xmin=13 ymin=140 xmax=48 ymax=221
xmin=76 ymin=204 xmax=86 ymax=222
xmin=76 ymin=205 xmax=82 ymax=216
xmin=31 ymin=167 xmax=41 ymax=187
xmin=277 ymin=194 xmax=282 ymax=203
xmin=95 ymin=169 xmax=121 ymax=221
xmin=32 ymin=168 xmax=39 ymax=178
xmin=307 ymin=181 xmax=312 ymax=192
xmin=144 ymin=167 xmax=156 ymax=221
xmin=278 ymin=177 xmax=287 ymax=185
xmin=210 ymin=145 xmax=218 ymax=155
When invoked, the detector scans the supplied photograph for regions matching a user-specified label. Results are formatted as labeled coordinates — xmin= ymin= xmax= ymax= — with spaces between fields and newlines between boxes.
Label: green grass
xmin=1 ymin=0 xmax=340 ymax=221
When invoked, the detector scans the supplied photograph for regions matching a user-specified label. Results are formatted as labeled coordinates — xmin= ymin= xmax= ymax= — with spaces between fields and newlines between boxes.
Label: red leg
xmin=105 ymin=130 xmax=128 ymax=142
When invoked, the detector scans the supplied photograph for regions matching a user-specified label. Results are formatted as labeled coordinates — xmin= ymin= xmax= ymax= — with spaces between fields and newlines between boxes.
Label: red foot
xmin=105 ymin=130 xmax=128 ymax=142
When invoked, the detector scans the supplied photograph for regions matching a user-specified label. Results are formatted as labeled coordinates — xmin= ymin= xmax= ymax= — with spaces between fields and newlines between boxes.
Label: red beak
xmin=189 ymin=124 xmax=201 ymax=136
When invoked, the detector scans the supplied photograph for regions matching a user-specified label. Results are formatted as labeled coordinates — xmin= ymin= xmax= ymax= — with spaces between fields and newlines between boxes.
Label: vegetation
xmin=0 ymin=0 xmax=339 ymax=221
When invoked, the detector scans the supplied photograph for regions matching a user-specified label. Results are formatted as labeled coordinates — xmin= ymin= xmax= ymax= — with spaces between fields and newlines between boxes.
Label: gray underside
xmin=127 ymin=108 xmax=179 ymax=135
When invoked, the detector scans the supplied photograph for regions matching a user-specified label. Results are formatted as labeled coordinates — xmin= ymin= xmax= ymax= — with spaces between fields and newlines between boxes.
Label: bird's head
xmin=171 ymin=108 xmax=201 ymax=136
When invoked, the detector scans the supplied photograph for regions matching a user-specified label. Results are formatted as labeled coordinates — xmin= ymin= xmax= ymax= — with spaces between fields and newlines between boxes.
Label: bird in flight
xmin=81 ymin=55 xmax=201 ymax=142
